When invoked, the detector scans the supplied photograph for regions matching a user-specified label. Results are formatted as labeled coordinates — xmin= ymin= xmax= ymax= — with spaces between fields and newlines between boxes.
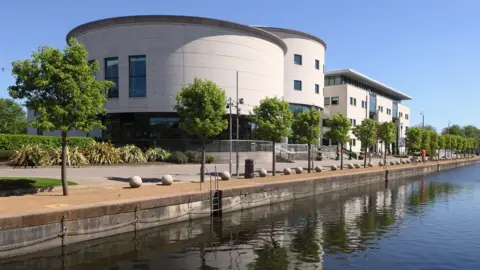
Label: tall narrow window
xmin=129 ymin=55 xmax=147 ymax=97
xmin=324 ymin=97 xmax=330 ymax=105
xmin=294 ymin=80 xmax=302 ymax=90
xmin=294 ymin=54 xmax=302 ymax=65
xmin=315 ymin=84 xmax=320 ymax=94
xmin=315 ymin=59 xmax=320 ymax=70
xmin=105 ymin=57 xmax=119 ymax=98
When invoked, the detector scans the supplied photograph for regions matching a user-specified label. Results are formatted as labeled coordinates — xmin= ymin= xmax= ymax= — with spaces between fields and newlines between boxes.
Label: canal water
xmin=2 ymin=164 xmax=480 ymax=270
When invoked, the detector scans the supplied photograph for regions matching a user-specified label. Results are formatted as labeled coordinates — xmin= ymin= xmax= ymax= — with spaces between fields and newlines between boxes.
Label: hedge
xmin=0 ymin=134 xmax=94 ymax=151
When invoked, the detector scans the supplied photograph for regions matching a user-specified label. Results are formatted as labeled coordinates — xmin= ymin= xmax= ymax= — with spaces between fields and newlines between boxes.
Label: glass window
xmin=406 ymin=114 xmax=409 ymax=120
xmin=129 ymin=55 xmax=146 ymax=97
xmin=315 ymin=59 xmax=320 ymax=70
xmin=324 ymin=97 xmax=330 ymax=106
xmin=294 ymin=80 xmax=302 ymax=90
xmin=361 ymin=100 xmax=365 ymax=108
xmin=334 ymin=76 xmax=341 ymax=85
xmin=354 ymin=98 xmax=357 ymax=106
xmin=315 ymin=84 xmax=319 ymax=94
xmin=294 ymin=54 xmax=302 ymax=65
xmin=331 ymin=96 xmax=339 ymax=105
xmin=105 ymin=57 xmax=119 ymax=98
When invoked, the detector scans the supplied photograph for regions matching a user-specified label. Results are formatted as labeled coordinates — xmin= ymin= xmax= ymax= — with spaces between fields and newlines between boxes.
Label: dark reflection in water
xmin=3 ymin=165 xmax=480 ymax=270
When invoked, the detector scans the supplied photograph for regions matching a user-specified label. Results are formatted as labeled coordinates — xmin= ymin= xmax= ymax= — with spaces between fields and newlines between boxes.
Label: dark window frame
xmin=331 ymin=96 xmax=339 ymax=105
xmin=294 ymin=80 xmax=302 ymax=91
xmin=129 ymin=55 xmax=147 ymax=97
xmin=104 ymin=57 xmax=119 ymax=98
xmin=294 ymin=54 xmax=302 ymax=65
xmin=315 ymin=84 xmax=320 ymax=94
xmin=315 ymin=59 xmax=320 ymax=70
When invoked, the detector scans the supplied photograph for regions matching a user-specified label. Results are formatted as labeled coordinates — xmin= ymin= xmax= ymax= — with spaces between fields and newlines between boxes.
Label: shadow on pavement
xmin=107 ymin=177 xmax=162 ymax=183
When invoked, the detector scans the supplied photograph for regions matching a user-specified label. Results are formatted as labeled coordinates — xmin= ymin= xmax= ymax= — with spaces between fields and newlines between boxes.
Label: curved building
xmin=256 ymin=27 xmax=327 ymax=113
xmin=30 ymin=15 xmax=327 ymax=146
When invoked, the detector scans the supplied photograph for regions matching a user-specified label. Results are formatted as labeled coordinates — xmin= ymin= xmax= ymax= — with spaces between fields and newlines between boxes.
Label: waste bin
xmin=244 ymin=159 xmax=255 ymax=179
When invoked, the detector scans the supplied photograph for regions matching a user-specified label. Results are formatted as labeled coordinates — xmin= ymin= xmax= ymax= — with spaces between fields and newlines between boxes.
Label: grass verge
xmin=0 ymin=177 xmax=77 ymax=190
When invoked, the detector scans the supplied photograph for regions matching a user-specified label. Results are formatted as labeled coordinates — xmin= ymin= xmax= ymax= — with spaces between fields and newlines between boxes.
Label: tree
xmin=378 ymin=122 xmax=396 ymax=164
xmin=463 ymin=125 xmax=479 ymax=138
xmin=292 ymin=109 xmax=321 ymax=173
xmin=174 ymin=77 xmax=228 ymax=183
xmin=450 ymin=135 xmax=458 ymax=159
xmin=421 ymin=130 xmax=431 ymax=153
xmin=8 ymin=38 xmax=113 ymax=195
xmin=442 ymin=124 xmax=463 ymax=136
xmin=456 ymin=136 xmax=465 ymax=157
xmin=352 ymin=118 xmax=376 ymax=168
xmin=251 ymin=97 xmax=293 ymax=176
xmin=416 ymin=124 xmax=437 ymax=133
xmin=324 ymin=114 xmax=350 ymax=170
xmin=438 ymin=135 xmax=446 ymax=158
xmin=405 ymin=127 xmax=423 ymax=154
xmin=0 ymin=98 xmax=27 ymax=134
xmin=429 ymin=131 xmax=439 ymax=159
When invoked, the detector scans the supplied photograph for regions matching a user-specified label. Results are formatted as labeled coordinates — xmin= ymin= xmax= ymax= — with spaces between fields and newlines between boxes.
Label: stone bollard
xmin=401 ymin=160 xmax=406 ymax=164
xmin=330 ymin=165 xmax=338 ymax=171
xmin=161 ymin=174 xmax=173 ymax=185
xmin=395 ymin=161 xmax=401 ymax=165
xmin=129 ymin=176 xmax=142 ymax=188
xmin=390 ymin=161 xmax=396 ymax=165
xmin=367 ymin=162 xmax=374 ymax=168
xmin=406 ymin=160 xmax=411 ymax=164
xmin=315 ymin=166 xmax=323 ymax=172
xmin=347 ymin=164 xmax=355 ymax=169
xmin=283 ymin=167 xmax=292 ymax=175
xmin=259 ymin=168 xmax=268 ymax=177
xmin=379 ymin=161 xmax=384 ymax=166
xmin=219 ymin=171 xmax=231 ymax=181
xmin=354 ymin=164 xmax=361 ymax=169
xmin=295 ymin=167 xmax=303 ymax=174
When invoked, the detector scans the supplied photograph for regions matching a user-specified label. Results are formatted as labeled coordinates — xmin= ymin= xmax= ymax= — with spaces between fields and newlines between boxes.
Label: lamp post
xmin=420 ymin=111 xmax=425 ymax=129
xmin=400 ymin=124 xmax=404 ymax=162
xmin=228 ymin=97 xmax=233 ymax=175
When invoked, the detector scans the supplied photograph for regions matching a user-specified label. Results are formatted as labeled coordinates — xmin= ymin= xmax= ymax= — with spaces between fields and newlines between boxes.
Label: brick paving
xmin=1 ymin=158 xmax=475 ymax=217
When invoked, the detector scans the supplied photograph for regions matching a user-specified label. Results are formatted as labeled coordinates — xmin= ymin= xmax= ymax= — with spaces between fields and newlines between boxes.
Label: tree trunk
xmin=272 ymin=140 xmax=276 ymax=176
xmin=364 ymin=147 xmax=367 ymax=168
xmin=200 ymin=138 xmax=206 ymax=183
xmin=340 ymin=142 xmax=344 ymax=170
xmin=384 ymin=142 xmax=387 ymax=165
xmin=61 ymin=131 xmax=69 ymax=196
xmin=307 ymin=143 xmax=311 ymax=173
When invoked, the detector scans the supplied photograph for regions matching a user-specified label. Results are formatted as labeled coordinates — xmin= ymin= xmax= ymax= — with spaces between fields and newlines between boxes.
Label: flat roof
xmin=325 ymin=69 xmax=412 ymax=100
xmin=66 ymin=15 xmax=287 ymax=54
xmin=254 ymin=26 xmax=327 ymax=49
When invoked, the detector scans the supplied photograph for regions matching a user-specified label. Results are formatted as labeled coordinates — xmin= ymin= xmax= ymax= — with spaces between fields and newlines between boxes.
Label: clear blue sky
xmin=1 ymin=0 xmax=479 ymax=131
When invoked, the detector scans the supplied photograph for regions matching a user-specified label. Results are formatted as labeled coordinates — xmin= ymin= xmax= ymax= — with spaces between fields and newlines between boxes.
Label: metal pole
xmin=235 ymin=71 xmax=240 ymax=177
xmin=422 ymin=112 xmax=425 ymax=128
xmin=229 ymin=97 xmax=232 ymax=175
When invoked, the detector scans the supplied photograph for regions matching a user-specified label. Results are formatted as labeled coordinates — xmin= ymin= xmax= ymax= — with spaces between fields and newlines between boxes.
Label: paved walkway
xmin=0 ymin=157 xmax=405 ymax=187
xmin=1 ymin=158 xmax=475 ymax=217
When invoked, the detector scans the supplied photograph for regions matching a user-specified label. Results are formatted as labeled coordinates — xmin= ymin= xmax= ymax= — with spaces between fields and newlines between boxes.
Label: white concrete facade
xmin=324 ymin=69 xmax=411 ymax=154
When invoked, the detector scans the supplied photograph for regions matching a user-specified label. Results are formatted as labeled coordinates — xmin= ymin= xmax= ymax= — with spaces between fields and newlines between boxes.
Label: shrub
xmin=0 ymin=134 xmax=94 ymax=151
xmin=8 ymin=145 xmax=49 ymax=168
xmin=184 ymin=150 xmax=201 ymax=163
xmin=0 ymin=150 xmax=12 ymax=162
xmin=119 ymin=145 xmax=147 ymax=163
xmin=167 ymin=151 xmax=188 ymax=164
xmin=206 ymin=153 xmax=215 ymax=164
xmin=83 ymin=142 xmax=122 ymax=165
xmin=145 ymin=148 xmax=171 ymax=162
xmin=47 ymin=147 xmax=89 ymax=167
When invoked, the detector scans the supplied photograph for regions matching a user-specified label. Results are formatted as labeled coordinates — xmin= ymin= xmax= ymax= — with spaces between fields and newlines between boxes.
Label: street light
xmin=420 ymin=111 xmax=425 ymax=128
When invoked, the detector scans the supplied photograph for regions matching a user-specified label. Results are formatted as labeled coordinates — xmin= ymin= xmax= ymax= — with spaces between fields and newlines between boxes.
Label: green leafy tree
xmin=438 ymin=135 xmax=446 ymax=158
xmin=174 ymin=77 xmax=228 ymax=183
xmin=292 ymin=109 xmax=321 ymax=173
xmin=429 ymin=131 xmax=439 ymax=159
xmin=416 ymin=124 xmax=437 ymax=133
xmin=442 ymin=124 xmax=464 ymax=136
xmin=450 ymin=135 xmax=458 ymax=159
xmin=8 ymin=38 xmax=113 ymax=195
xmin=405 ymin=127 xmax=423 ymax=154
xmin=324 ymin=114 xmax=350 ymax=170
xmin=377 ymin=122 xmax=396 ymax=164
xmin=456 ymin=136 xmax=465 ymax=157
xmin=0 ymin=98 xmax=27 ymax=134
xmin=251 ymin=97 xmax=293 ymax=176
xmin=352 ymin=118 xmax=376 ymax=168
xmin=462 ymin=125 xmax=479 ymax=138
xmin=421 ymin=130 xmax=431 ymax=153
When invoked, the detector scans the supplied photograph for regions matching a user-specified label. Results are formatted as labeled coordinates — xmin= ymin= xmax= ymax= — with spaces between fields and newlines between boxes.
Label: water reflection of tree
xmin=408 ymin=181 xmax=457 ymax=212
xmin=290 ymin=213 xmax=321 ymax=268
xmin=247 ymin=222 xmax=289 ymax=270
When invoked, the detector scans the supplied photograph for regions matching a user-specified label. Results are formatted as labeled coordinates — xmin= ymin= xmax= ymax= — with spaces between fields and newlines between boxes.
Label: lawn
xmin=0 ymin=177 xmax=77 ymax=190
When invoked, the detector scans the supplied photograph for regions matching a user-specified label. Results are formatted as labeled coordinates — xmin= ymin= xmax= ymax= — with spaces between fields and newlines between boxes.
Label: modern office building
xmin=28 ymin=15 xmax=327 ymax=148
xmin=27 ymin=15 xmax=411 ymax=154
xmin=323 ymin=69 xmax=411 ymax=155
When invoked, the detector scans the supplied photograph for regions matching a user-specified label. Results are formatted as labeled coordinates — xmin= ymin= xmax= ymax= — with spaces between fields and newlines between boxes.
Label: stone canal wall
xmin=0 ymin=158 xmax=478 ymax=259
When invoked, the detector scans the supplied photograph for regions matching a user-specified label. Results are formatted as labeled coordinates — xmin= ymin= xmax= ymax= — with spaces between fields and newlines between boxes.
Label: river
xmin=2 ymin=164 xmax=480 ymax=269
